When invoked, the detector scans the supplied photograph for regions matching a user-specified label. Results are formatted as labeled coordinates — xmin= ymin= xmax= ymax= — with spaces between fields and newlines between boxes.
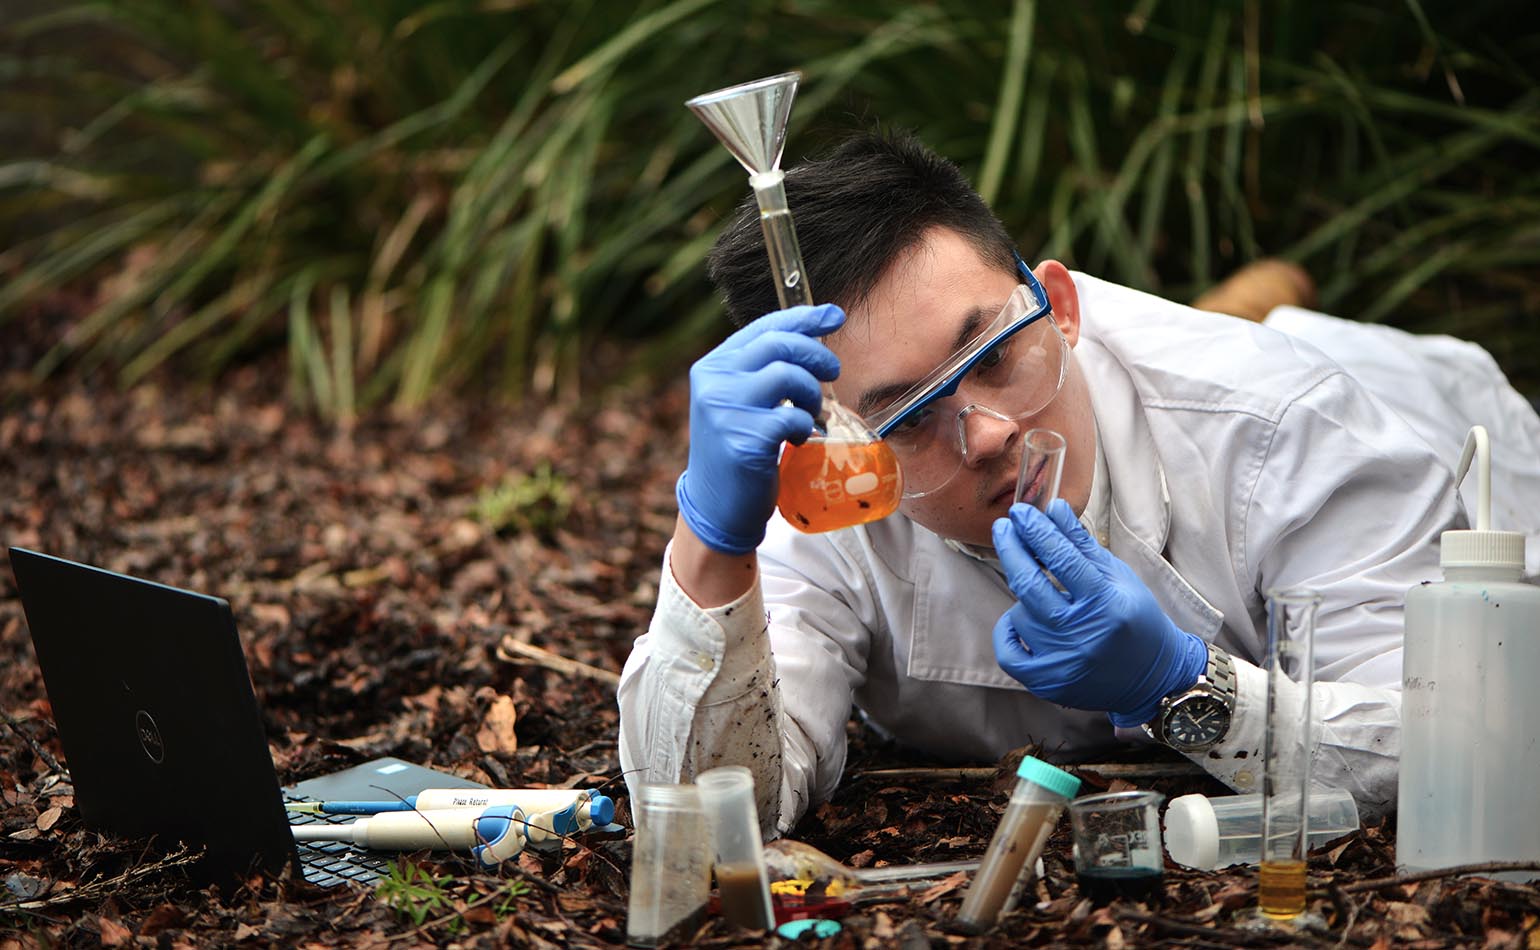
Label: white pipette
xmin=290 ymin=805 xmax=528 ymax=866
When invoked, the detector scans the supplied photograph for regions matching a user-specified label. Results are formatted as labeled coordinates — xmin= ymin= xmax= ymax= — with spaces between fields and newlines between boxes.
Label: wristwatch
xmin=1144 ymin=645 xmax=1236 ymax=752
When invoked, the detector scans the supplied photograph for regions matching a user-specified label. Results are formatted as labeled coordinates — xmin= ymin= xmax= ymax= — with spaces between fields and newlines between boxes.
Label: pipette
xmin=288 ymin=788 xmax=614 ymax=839
xmin=290 ymin=805 xmax=528 ymax=867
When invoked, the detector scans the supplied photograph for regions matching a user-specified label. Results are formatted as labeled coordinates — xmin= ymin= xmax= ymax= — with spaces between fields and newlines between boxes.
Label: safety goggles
xmin=866 ymin=256 xmax=1067 ymax=498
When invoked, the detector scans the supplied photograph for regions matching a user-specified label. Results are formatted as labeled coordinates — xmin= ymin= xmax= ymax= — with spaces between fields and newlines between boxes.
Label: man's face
xmin=828 ymin=227 xmax=1095 ymax=548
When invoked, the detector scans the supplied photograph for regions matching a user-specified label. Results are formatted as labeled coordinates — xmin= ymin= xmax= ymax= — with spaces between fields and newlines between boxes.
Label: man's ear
xmin=1032 ymin=259 xmax=1081 ymax=347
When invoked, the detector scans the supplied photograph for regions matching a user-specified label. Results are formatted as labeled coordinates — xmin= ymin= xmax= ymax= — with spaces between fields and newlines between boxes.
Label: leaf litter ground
xmin=1 ymin=366 xmax=1536 ymax=948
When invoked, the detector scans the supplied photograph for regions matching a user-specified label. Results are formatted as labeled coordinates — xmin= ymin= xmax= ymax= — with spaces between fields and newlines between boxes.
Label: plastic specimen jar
xmin=695 ymin=766 xmax=776 ymax=930
xmin=626 ymin=784 xmax=712 ymax=947
xmin=1164 ymin=788 xmax=1359 ymax=870
xmin=955 ymin=756 xmax=1081 ymax=933
xmin=1068 ymin=790 xmax=1166 ymax=904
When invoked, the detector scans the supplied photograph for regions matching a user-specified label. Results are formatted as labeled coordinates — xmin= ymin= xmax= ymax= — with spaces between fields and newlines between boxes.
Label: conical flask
xmin=687 ymin=73 xmax=903 ymax=534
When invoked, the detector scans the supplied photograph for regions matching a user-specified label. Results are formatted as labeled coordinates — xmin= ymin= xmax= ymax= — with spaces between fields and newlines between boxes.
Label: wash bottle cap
xmin=1163 ymin=794 xmax=1220 ymax=869
xmin=1017 ymin=755 xmax=1081 ymax=799
xmin=1441 ymin=426 xmax=1526 ymax=571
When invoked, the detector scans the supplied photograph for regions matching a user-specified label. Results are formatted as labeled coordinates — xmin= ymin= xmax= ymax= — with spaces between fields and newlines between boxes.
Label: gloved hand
xmin=991 ymin=499 xmax=1208 ymax=728
xmin=676 ymin=304 xmax=845 ymax=555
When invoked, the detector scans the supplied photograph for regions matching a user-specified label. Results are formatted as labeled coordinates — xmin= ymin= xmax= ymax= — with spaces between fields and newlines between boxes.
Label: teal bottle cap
xmin=1016 ymin=755 xmax=1081 ymax=799
xmin=776 ymin=918 xmax=842 ymax=939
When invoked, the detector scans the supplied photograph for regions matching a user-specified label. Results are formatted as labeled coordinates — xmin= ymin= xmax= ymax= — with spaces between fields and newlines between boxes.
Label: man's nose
xmin=957 ymin=405 xmax=1018 ymax=468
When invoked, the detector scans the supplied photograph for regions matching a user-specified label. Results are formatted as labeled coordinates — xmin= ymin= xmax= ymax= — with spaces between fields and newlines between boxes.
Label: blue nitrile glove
xmin=991 ymin=499 xmax=1208 ymax=728
xmin=676 ymin=304 xmax=845 ymax=555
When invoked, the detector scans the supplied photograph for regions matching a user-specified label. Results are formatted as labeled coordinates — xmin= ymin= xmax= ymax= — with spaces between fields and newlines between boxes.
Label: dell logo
xmin=135 ymin=710 xmax=165 ymax=764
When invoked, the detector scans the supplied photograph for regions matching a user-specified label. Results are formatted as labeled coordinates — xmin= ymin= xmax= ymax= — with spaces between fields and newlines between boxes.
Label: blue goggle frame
xmin=871 ymin=252 xmax=1053 ymax=438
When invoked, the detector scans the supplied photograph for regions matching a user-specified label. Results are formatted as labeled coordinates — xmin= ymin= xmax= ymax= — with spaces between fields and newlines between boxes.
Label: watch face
xmin=1163 ymin=694 xmax=1232 ymax=750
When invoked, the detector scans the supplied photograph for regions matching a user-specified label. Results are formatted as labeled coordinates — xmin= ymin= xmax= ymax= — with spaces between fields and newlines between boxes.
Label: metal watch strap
xmin=1203 ymin=646 xmax=1236 ymax=704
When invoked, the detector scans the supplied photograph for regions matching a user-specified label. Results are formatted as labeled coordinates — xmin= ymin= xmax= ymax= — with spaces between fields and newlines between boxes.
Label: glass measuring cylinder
xmin=955 ymin=755 xmax=1081 ymax=933
xmin=752 ymin=171 xmax=903 ymax=533
xmin=695 ymin=766 xmax=775 ymax=931
xmin=1258 ymin=587 xmax=1321 ymax=920
xmin=626 ymin=784 xmax=711 ymax=948
xmin=1014 ymin=428 xmax=1066 ymax=512
xmin=1068 ymin=790 xmax=1166 ymax=904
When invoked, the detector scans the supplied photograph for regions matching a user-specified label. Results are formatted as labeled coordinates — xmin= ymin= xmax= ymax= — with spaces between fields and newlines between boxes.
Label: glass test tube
xmin=626 ymin=784 xmax=712 ymax=948
xmin=956 ymin=756 xmax=1081 ymax=933
xmin=695 ymin=766 xmax=776 ymax=931
xmin=1258 ymin=587 xmax=1321 ymax=920
xmin=1014 ymin=428 xmax=1066 ymax=512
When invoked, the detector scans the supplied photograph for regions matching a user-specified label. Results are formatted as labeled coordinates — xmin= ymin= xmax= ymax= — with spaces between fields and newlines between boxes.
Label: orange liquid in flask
xmin=778 ymin=436 xmax=902 ymax=533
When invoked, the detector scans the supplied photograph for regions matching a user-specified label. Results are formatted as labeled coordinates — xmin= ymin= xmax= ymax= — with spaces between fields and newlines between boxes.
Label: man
xmin=617 ymin=130 xmax=1524 ymax=837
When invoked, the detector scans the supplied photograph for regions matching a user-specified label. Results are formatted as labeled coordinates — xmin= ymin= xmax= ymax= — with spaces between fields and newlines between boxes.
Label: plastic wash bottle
xmin=1398 ymin=425 xmax=1540 ymax=881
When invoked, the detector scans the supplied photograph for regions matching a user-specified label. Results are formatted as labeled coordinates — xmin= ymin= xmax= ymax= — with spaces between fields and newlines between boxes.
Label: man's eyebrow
xmin=855 ymin=306 xmax=993 ymax=418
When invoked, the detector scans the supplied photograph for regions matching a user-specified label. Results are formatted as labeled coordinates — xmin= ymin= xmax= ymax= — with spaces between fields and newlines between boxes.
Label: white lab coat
xmin=619 ymin=273 xmax=1480 ymax=836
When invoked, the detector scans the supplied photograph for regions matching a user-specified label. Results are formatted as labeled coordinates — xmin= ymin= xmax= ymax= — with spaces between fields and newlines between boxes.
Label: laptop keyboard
xmin=284 ymin=792 xmax=390 ymax=887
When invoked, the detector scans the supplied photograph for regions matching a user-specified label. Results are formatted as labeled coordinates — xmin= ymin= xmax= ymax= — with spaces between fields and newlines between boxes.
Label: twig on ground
xmin=495 ymin=635 xmax=621 ymax=688
xmin=1335 ymin=861 xmax=1540 ymax=895
xmin=0 ymin=844 xmax=200 ymax=912
xmin=0 ymin=708 xmax=67 ymax=776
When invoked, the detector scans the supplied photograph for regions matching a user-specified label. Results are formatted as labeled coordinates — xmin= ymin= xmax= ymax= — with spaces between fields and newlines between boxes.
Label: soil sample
xmin=715 ymin=861 xmax=775 ymax=930
xmin=956 ymin=802 xmax=1058 ymax=930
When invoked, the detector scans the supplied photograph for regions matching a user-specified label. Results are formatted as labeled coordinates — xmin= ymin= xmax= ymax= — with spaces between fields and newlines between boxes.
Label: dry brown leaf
xmin=476 ymin=694 xmax=519 ymax=754
xmin=98 ymin=916 xmax=133 ymax=947
xmin=35 ymin=805 xmax=62 ymax=831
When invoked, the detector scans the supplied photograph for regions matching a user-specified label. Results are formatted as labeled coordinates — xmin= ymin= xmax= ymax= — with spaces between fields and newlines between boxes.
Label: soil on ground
xmin=2 ymin=364 xmax=1536 ymax=948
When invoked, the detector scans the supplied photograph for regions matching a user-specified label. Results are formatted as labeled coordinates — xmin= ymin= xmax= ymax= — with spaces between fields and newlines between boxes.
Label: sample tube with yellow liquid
xmin=687 ymin=73 xmax=903 ymax=533
xmin=1258 ymin=587 xmax=1321 ymax=921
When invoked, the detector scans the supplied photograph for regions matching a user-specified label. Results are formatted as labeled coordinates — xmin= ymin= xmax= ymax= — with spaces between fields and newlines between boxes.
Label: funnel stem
xmin=753 ymin=169 xmax=839 ymax=431
xmin=752 ymin=170 xmax=814 ymax=310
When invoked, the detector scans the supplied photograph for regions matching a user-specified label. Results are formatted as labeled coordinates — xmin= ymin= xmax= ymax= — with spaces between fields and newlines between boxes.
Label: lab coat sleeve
xmin=617 ymin=540 xmax=864 ymax=837
xmin=1206 ymin=369 xmax=1461 ymax=818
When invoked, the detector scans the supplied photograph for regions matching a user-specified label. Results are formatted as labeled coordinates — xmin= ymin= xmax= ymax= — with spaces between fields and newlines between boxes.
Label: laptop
xmin=7 ymin=547 xmax=488 ymax=888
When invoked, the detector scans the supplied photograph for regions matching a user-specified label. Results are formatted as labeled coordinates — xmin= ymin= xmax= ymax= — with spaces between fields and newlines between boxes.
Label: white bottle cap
xmin=1442 ymin=426 xmax=1526 ymax=571
xmin=1163 ymin=793 xmax=1219 ymax=870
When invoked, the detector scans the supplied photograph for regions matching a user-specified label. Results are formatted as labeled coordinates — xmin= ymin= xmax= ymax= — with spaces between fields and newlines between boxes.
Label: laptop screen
xmin=10 ymin=547 xmax=299 ymax=884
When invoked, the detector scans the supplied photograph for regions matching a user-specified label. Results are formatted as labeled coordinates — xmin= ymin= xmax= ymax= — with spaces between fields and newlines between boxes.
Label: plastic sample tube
xmin=1164 ymin=788 xmax=1359 ymax=870
xmin=695 ymin=766 xmax=776 ymax=930
xmin=1014 ymin=428 xmax=1066 ymax=512
xmin=955 ymin=756 xmax=1081 ymax=933
xmin=627 ymin=784 xmax=712 ymax=948
xmin=1258 ymin=587 xmax=1321 ymax=920
xmin=290 ymin=805 xmax=527 ymax=866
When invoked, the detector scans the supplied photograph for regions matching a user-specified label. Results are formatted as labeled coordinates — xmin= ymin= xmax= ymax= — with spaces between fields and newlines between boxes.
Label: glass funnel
xmin=687 ymin=72 xmax=903 ymax=533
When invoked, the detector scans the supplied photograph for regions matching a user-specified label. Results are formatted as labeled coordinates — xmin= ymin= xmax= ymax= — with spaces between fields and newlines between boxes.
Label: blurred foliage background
xmin=2 ymin=0 xmax=1537 ymax=416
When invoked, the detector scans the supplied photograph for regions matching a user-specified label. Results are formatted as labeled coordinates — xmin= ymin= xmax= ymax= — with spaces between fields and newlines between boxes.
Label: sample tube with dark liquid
xmin=955 ymin=756 xmax=1081 ymax=933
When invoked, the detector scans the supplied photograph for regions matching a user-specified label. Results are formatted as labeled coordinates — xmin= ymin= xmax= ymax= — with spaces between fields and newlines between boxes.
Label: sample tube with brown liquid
xmin=696 ymin=766 xmax=775 ymax=931
xmin=955 ymin=756 xmax=1081 ymax=933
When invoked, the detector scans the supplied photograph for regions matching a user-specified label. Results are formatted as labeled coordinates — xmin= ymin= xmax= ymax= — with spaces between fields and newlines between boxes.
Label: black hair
xmin=705 ymin=129 xmax=1018 ymax=327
